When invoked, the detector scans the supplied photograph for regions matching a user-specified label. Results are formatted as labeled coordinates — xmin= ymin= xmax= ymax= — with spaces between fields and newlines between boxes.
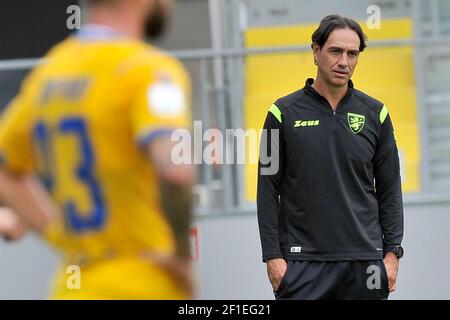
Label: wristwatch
xmin=392 ymin=245 xmax=404 ymax=259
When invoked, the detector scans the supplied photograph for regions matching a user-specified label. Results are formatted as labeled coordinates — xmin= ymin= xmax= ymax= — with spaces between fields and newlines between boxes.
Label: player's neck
xmin=312 ymin=74 xmax=348 ymax=110
xmin=86 ymin=7 xmax=145 ymax=39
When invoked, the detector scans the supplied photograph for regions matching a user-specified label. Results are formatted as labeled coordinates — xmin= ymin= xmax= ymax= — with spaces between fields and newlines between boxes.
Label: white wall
xmin=0 ymin=235 xmax=57 ymax=299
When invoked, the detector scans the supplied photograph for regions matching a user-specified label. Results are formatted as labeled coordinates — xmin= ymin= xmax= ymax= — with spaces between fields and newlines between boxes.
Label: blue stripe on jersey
xmin=138 ymin=128 xmax=176 ymax=147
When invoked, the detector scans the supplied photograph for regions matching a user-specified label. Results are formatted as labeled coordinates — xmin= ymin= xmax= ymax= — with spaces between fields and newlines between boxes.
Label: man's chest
xmin=282 ymin=105 xmax=379 ymax=164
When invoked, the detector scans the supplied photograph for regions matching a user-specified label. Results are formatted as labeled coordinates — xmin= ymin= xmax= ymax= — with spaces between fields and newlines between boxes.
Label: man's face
xmin=144 ymin=0 xmax=173 ymax=39
xmin=313 ymin=28 xmax=361 ymax=88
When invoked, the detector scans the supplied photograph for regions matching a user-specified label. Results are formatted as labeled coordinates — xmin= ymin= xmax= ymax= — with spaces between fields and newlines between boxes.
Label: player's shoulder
xmin=43 ymin=36 xmax=77 ymax=59
xmin=20 ymin=37 xmax=77 ymax=86
xmin=352 ymin=88 xmax=385 ymax=115
xmin=119 ymin=42 xmax=187 ymax=81
xmin=274 ymin=88 xmax=307 ymax=113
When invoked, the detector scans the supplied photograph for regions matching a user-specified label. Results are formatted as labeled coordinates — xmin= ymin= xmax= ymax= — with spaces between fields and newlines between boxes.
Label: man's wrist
xmin=267 ymin=257 xmax=284 ymax=263
xmin=384 ymin=244 xmax=404 ymax=259
xmin=384 ymin=252 xmax=398 ymax=260
xmin=262 ymin=253 xmax=284 ymax=263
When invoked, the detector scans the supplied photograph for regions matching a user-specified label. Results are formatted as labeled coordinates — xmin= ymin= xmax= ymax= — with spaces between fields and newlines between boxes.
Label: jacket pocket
xmin=274 ymin=261 xmax=290 ymax=296
xmin=380 ymin=260 xmax=390 ymax=294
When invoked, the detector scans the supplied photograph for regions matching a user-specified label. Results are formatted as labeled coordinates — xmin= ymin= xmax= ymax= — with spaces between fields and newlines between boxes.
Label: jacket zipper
xmin=332 ymin=110 xmax=337 ymax=131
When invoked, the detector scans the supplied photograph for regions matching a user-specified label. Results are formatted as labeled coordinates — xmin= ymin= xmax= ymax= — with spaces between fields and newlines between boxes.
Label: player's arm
xmin=143 ymin=135 xmax=195 ymax=297
xmin=127 ymin=55 xmax=195 ymax=295
xmin=145 ymin=135 xmax=194 ymax=296
xmin=147 ymin=136 xmax=194 ymax=260
xmin=373 ymin=107 xmax=404 ymax=292
xmin=257 ymin=104 xmax=287 ymax=291
xmin=0 ymin=89 xmax=60 ymax=236
xmin=128 ymin=54 xmax=194 ymax=261
xmin=0 ymin=170 xmax=59 ymax=235
xmin=257 ymin=105 xmax=285 ymax=262
xmin=373 ymin=109 xmax=404 ymax=256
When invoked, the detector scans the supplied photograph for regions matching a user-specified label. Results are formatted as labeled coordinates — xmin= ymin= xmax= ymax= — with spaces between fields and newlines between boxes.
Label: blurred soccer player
xmin=0 ymin=0 xmax=194 ymax=299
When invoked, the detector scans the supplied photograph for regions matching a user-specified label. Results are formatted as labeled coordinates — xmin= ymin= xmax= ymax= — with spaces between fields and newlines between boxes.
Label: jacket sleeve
xmin=373 ymin=111 xmax=404 ymax=257
xmin=257 ymin=106 xmax=286 ymax=262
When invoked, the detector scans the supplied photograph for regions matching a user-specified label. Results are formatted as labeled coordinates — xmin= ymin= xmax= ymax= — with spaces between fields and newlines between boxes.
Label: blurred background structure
xmin=0 ymin=0 xmax=449 ymax=299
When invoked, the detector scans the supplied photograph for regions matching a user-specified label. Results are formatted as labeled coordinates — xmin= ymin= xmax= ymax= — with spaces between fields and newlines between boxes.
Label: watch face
xmin=396 ymin=246 xmax=404 ymax=258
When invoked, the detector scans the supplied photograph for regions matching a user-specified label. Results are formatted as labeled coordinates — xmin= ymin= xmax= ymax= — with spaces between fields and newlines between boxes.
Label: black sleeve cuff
xmin=262 ymin=254 xmax=284 ymax=263
xmin=383 ymin=244 xmax=397 ymax=257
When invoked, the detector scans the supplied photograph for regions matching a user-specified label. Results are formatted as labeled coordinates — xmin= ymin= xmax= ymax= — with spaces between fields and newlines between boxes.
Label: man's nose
xmin=338 ymin=53 xmax=349 ymax=68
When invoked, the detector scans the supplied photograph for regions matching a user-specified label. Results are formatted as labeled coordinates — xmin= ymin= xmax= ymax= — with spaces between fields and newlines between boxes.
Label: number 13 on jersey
xmin=34 ymin=117 xmax=106 ymax=233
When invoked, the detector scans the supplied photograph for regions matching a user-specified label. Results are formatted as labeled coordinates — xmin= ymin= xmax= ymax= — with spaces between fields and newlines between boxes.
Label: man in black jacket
xmin=257 ymin=15 xmax=404 ymax=300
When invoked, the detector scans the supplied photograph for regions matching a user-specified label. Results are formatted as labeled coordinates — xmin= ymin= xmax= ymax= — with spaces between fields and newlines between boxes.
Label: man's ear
xmin=311 ymin=43 xmax=320 ymax=65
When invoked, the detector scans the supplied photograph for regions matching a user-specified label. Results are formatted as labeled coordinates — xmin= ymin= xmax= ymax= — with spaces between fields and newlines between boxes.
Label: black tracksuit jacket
xmin=257 ymin=78 xmax=404 ymax=262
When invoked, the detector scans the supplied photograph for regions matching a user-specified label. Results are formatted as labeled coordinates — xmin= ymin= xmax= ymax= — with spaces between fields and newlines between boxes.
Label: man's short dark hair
xmin=311 ymin=15 xmax=367 ymax=52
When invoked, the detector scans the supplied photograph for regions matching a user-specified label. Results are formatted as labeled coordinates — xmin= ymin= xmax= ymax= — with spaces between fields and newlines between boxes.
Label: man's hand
xmin=0 ymin=170 xmax=59 ymax=234
xmin=0 ymin=207 xmax=28 ymax=241
xmin=266 ymin=258 xmax=287 ymax=291
xmin=383 ymin=252 xmax=399 ymax=292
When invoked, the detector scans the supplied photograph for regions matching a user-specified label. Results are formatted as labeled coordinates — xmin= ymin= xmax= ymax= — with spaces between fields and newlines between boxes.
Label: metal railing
xmin=1 ymin=38 xmax=450 ymax=215
xmin=3 ymin=37 xmax=450 ymax=70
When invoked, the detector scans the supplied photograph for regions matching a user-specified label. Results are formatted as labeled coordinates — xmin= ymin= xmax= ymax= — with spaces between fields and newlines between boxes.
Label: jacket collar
xmin=303 ymin=78 xmax=354 ymax=112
